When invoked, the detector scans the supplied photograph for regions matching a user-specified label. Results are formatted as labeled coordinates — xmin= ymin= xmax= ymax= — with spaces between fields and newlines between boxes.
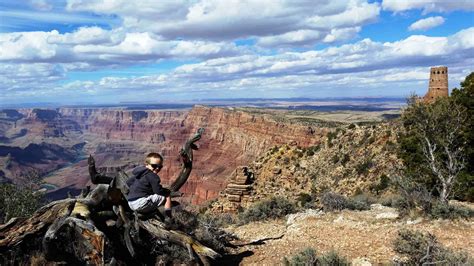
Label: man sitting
xmin=127 ymin=152 xmax=172 ymax=221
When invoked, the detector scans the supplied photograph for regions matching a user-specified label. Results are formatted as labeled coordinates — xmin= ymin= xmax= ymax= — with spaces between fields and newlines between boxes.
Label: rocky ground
xmin=210 ymin=122 xmax=402 ymax=213
xmin=224 ymin=205 xmax=473 ymax=265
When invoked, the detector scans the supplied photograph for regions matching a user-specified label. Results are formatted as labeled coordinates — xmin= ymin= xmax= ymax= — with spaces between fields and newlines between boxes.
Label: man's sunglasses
xmin=150 ymin=164 xmax=163 ymax=170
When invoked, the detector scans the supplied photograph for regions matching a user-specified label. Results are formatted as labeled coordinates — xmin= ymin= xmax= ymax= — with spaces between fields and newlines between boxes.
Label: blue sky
xmin=0 ymin=0 xmax=473 ymax=105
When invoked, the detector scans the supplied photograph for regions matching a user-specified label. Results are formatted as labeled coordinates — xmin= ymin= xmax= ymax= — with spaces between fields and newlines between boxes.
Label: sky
xmin=0 ymin=0 xmax=473 ymax=105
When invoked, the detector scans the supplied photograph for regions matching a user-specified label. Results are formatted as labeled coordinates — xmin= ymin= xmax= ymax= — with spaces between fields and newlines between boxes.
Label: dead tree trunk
xmin=0 ymin=128 xmax=218 ymax=265
xmin=169 ymin=128 xmax=204 ymax=192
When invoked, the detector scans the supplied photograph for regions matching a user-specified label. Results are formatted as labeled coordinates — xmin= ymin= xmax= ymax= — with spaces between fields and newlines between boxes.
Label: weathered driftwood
xmin=0 ymin=128 xmax=218 ymax=265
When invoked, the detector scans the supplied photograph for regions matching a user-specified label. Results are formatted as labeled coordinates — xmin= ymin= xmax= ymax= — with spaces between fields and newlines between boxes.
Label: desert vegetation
xmin=0 ymin=183 xmax=45 ymax=223
xmin=393 ymin=229 xmax=472 ymax=265
xmin=282 ymin=248 xmax=349 ymax=266
xmin=396 ymin=72 xmax=474 ymax=217
xmin=237 ymin=196 xmax=296 ymax=224
xmin=0 ymin=171 xmax=46 ymax=223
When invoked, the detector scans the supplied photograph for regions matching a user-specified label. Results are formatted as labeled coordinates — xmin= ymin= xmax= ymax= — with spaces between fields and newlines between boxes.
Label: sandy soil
xmin=225 ymin=206 xmax=473 ymax=265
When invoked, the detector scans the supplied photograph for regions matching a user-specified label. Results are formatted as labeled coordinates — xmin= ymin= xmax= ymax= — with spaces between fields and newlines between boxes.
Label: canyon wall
xmin=2 ymin=106 xmax=327 ymax=204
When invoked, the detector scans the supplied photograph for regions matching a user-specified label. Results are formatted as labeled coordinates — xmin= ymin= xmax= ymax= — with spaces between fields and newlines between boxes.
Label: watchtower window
xmin=441 ymin=71 xmax=444 ymax=74
xmin=437 ymin=71 xmax=440 ymax=74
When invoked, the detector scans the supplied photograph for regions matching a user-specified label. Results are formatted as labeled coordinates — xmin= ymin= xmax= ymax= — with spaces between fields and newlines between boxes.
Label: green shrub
xmin=238 ymin=196 xmax=296 ymax=224
xmin=284 ymin=248 xmax=318 ymax=265
xmin=198 ymin=212 xmax=237 ymax=227
xmin=270 ymin=146 xmax=279 ymax=154
xmin=327 ymin=131 xmax=338 ymax=147
xmin=305 ymin=145 xmax=321 ymax=156
xmin=355 ymin=160 xmax=373 ymax=175
xmin=393 ymin=176 xmax=474 ymax=219
xmin=135 ymin=207 xmax=238 ymax=264
xmin=319 ymin=250 xmax=349 ymax=265
xmin=167 ymin=208 xmax=236 ymax=255
xmin=340 ymin=153 xmax=350 ymax=166
xmin=321 ymin=192 xmax=371 ymax=211
xmin=348 ymin=194 xmax=374 ymax=210
xmin=379 ymin=194 xmax=404 ymax=207
xmin=348 ymin=123 xmax=356 ymax=129
xmin=399 ymin=87 xmax=472 ymax=202
xmin=446 ymin=73 xmax=474 ymax=202
xmin=0 ymin=183 xmax=45 ymax=223
xmin=391 ymin=175 xmax=434 ymax=215
xmin=453 ymin=172 xmax=474 ymax=202
xmin=385 ymin=140 xmax=396 ymax=151
xmin=393 ymin=229 xmax=471 ymax=265
xmin=320 ymin=192 xmax=347 ymax=211
xmin=429 ymin=201 xmax=474 ymax=220
xmin=371 ymin=174 xmax=390 ymax=194
xmin=152 ymin=242 xmax=190 ymax=264
xmin=283 ymin=248 xmax=348 ymax=266
xmin=297 ymin=193 xmax=313 ymax=208
xmin=358 ymin=131 xmax=372 ymax=146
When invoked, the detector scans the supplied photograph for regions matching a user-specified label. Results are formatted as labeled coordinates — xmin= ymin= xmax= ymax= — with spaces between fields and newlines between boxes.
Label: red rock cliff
xmin=55 ymin=106 xmax=326 ymax=204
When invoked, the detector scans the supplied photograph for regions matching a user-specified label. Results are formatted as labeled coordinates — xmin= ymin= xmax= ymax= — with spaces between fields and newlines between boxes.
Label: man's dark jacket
xmin=127 ymin=166 xmax=166 ymax=201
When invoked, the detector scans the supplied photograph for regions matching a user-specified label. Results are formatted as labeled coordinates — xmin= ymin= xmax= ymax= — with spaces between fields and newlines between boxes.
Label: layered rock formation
xmin=0 ymin=142 xmax=83 ymax=182
xmin=1 ymin=106 xmax=327 ymax=204
xmin=181 ymin=107 xmax=326 ymax=203
xmin=19 ymin=109 xmax=82 ymax=138
xmin=210 ymin=122 xmax=402 ymax=212
xmin=219 ymin=167 xmax=255 ymax=211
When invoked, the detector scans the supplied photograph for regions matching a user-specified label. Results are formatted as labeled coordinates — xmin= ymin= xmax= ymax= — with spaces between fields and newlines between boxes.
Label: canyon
xmin=0 ymin=106 xmax=331 ymax=203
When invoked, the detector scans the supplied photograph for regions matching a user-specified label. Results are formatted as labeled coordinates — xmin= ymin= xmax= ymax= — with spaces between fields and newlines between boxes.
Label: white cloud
xmin=176 ymin=28 xmax=474 ymax=82
xmin=323 ymin=27 xmax=361 ymax=43
xmin=66 ymin=0 xmax=380 ymax=47
xmin=5 ymin=27 xmax=469 ymax=102
xmin=1 ymin=1 xmax=473 ymax=103
xmin=0 ymin=63 xmax=66 ymax=97
xmin=0 ymin=28 xmax=244 ymax=66
xmin=0 ymin=30 xmax=59 ymax=61
xmin=3 ymin=27 xmax=473 ymax=101
xmin=29 ymin=0 xmax=53 ymax=11
xmin=49 ymin=26 xmax=115 ymax=45
xmin=383 ymin=0 xmax=474 ymax=13
xmin=257 ymin=30 xmax=324 ymax=47
xmin=408 ymin=16 xmax=445 ymax=31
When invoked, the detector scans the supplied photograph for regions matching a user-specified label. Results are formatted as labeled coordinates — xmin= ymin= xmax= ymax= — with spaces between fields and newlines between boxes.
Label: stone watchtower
xmin=423 ymin=66 xmax=448 ymax=102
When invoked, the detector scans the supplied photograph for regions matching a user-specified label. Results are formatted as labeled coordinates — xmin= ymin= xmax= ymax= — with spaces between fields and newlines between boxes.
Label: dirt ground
xmin=224 ymin=205 xmax=473 ymax=265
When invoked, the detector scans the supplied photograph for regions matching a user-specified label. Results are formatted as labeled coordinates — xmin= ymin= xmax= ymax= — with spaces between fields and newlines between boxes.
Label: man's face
xmin=147 ymin=157 xmax=163 ymax=174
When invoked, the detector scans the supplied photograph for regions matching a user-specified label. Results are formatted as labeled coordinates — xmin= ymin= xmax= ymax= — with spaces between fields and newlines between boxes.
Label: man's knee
xmin=149 ymin=194 xmax=166 ymax=205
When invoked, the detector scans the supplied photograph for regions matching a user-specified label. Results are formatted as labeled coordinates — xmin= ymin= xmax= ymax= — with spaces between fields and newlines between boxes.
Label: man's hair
xmin=145 ymin=152 xmax=163 ymax=164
